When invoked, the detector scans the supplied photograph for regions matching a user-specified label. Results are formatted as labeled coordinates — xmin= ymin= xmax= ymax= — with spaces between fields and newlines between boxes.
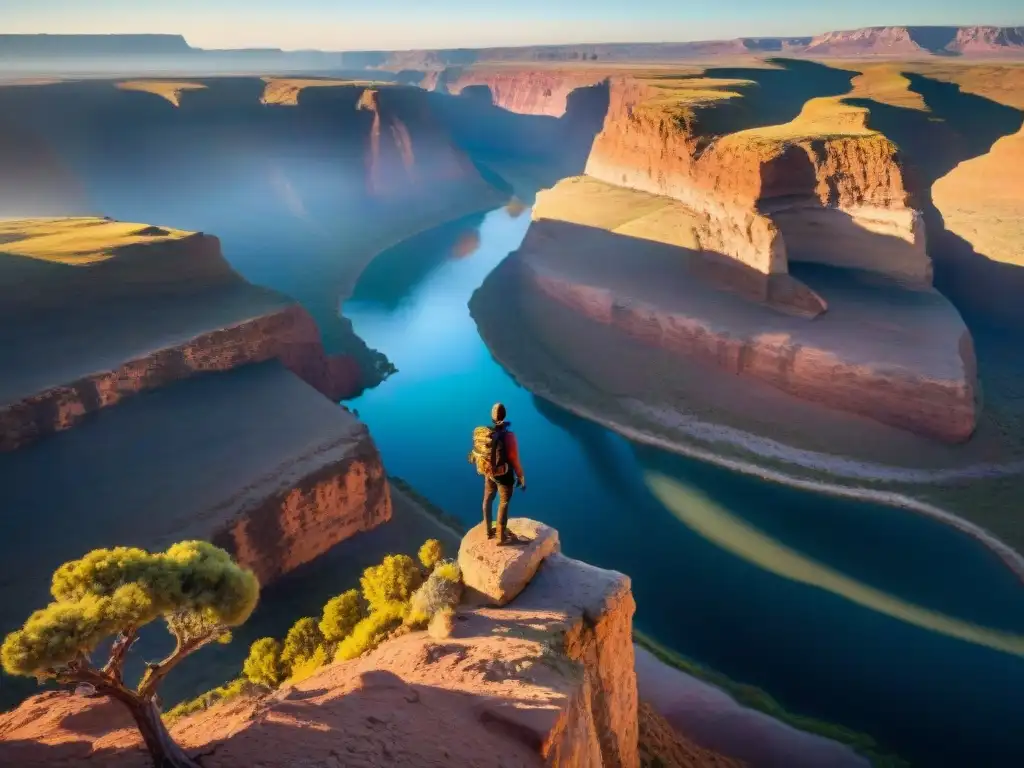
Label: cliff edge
xmin=0 ymin=520 xmax=736 ymax=767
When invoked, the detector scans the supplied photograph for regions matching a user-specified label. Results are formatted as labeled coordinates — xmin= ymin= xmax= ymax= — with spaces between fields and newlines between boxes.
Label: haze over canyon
xmin=1 ymin=18 xmax=1024 ymax=768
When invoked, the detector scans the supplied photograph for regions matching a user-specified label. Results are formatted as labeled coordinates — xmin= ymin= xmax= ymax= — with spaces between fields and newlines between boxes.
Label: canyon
xmin=4 ymin=26 xmax=1024 ymax=79
xmin=0 ymin=221 xmax=394 ymax=681
xmin=2 ymin=40 xmax=1024 ymax=767
xmin=470 ymin=62 xmax=979 ymax=443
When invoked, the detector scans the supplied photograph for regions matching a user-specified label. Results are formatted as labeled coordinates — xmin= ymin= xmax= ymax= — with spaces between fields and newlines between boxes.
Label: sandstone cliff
xmin=440 ymin=67 xmax=611 ymax=117
xmin=508 ymin=191 xmax=977 ymax=442
xmin=585 ymin=77 xmax=929 ymax=284
xmin=0 ymin=218 xmax=362 ymax=451
xmin=0 ymin=521 xmax=732 ymax=768
xmin=0 ymin=78 xmax=507 ymax=384
xmin=0 ymin=362 xmax=392 ymax=659
xmin=803 ymin=26 xmax=1024 ymax=57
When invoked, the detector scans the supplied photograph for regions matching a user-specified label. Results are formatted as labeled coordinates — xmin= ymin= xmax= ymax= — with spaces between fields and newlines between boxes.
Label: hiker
xmin=468 ymin=403 xmax=526 ymax=545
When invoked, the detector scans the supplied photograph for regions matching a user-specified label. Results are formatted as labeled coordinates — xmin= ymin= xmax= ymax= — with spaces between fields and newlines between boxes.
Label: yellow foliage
xmin=405 ymin=561 xmax=462 ymax=632
xmin=2 ymin=541 xmax=259 ymax=678
xmin=418 ymin=539 xmax=444 ymax=572
xmin=360 ymin=555 xmax=422 ymax=612
xmin=280 ymin=617 xmax=324 ymax=672
xmin=242 ymin=638 xmax=284 ymax=689
xmin=335 ymin=602 xmax=407 ymax=662
xmin=164 ymin=678 xmax=249 ymax=723
xmin=433 ymin=561 xmax=462 ymax=584
xmin=286 ymin=645 xmax=330 ymax=684
xmin=319 ymin=589 xmax=365 ymax=643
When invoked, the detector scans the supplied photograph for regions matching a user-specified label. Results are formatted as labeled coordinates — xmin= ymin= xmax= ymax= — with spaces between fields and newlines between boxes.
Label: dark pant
xmin=483 ymin=473 xmax=515 ymax=534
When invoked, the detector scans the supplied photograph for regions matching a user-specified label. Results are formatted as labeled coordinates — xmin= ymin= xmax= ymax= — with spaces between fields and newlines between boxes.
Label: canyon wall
xmin=0 ymin=523 xmax=666 ymax=768
xmin=585 ymin=80 xmax=929 ymax=284
xmin=521 ymin=256 xmax=976 ymax=442
xmin=0 ymin=220 xmax=362 ymax=451
xmin=0 ymin=217 xmax=395 ymax=701
xmin=0 ymin=78 xmax=507 ymax=385
xmin=439 ymin=67 xmax=611 ymax=117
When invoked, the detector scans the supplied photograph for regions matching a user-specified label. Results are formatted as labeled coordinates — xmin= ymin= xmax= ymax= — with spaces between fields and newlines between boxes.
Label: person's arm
xmin=506 ymin=431 xmax=526 ymax=488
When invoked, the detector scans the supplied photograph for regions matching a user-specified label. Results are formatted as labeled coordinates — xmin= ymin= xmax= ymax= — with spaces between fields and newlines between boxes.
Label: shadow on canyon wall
xmin=700 ymin=58 xmax=857 ymax=133
xmin=429 ymin=79 xmax=611 ymax=201
xmin=348 ymin=213 xmax=488 ymax=311
xmin=847 ymin=72 xmax=1024 ymax=329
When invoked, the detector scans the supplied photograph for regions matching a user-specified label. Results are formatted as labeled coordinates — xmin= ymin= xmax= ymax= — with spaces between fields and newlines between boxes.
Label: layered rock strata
xmin=0 ymin=521 xmax=652 ymax=768
xmin=0 ymin=362 xmax=391 ymax=644
xmin=585 ymin=82 xmax=930 ymax=285
xmin=0 ymin=219 xmax=362 ymax=451
xmin=509 ymin=177 xmax=977 ymax=442
xmin=440 ymin=67 xmax=611 ymax=117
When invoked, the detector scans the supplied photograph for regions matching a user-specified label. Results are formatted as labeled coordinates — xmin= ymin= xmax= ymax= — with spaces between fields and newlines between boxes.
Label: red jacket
xmin=503 ymin=430 xmax=525 ymax=480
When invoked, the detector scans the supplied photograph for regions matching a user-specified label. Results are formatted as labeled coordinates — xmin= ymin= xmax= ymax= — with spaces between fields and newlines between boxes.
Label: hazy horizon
xmin=4 ymin=0 xmax=1023 ymax=52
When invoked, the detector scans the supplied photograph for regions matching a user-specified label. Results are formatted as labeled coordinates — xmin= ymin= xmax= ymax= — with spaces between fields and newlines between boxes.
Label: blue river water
xmin=339 ymin=206 xmax=1024 ymax=768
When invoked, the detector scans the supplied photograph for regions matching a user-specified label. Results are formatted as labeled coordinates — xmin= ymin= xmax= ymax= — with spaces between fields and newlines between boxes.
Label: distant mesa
xmin=115 ymin=80 xmax=207 ymax=107
xmin=0 ymin=33 xmax=193 ymax=57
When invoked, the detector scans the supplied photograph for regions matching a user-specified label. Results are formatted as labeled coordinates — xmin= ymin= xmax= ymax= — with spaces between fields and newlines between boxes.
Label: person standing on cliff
xmin=468 ymin=403 xmax=526 ymax=545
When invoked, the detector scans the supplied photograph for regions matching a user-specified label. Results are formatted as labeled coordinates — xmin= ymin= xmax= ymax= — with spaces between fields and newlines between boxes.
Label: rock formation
xmin=803 ymin=26 xmax=1024 ymax=58
xmin=0 ymin=78 xmax=507 ymax=385
xmin=459 ymin=519 xmax=561 ymax=605
xmin=0 ymin=520 xmax=740 ymax=768
xmin=467 ymin=67 xmax=979 ymax=443
xmin=0 ymin=217 xmax=394 ymax=684
xmin=586 ymin=79 xmax=929 ymax=284
xmin=0 ymin=218 xmax=361 ymax=451
xmin=440 ymin=67 xmax=611 ymax=117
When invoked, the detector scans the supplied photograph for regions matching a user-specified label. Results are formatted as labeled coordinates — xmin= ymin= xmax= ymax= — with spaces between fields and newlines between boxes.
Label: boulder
xmin=458 ymin=518 xmax=560 ymax=606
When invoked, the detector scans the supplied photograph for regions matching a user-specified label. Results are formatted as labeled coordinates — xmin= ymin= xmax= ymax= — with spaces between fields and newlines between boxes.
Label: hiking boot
xmin=497 ymin=530 xmax=525 ymax=547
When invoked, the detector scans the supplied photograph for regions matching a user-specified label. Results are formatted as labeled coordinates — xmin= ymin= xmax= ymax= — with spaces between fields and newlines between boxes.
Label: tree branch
xmin=102 ymin=626 xmax=138 ymax=685
xmin=137 ymin=628 xmax=226 ymax=700
xmin=55 ymin=661 xmax=138 ymax=709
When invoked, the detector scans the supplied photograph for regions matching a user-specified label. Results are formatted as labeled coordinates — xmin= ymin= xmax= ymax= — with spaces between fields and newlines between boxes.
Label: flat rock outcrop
xmin=0 ymin=218 xmax=362 ymax=451
xmin=0 ymin=525 xmax=654 ymax=768
xmin=933 ymin=123 xmax=1024 ymax=269
xmin=459 ymin=519 xmax=561 ymax=605
xmin=494 ymin=176 xmax=978 ymax=442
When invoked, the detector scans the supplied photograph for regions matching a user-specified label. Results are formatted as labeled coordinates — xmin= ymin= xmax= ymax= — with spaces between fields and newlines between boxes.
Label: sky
xmin=4 ymin=0 xmax=1023 ymax=51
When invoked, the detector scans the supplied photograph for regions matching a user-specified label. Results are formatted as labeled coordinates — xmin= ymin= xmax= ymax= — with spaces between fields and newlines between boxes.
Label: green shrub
xmin=164 ymin=677 xmax=250 ymax=723
xmin=320 ymin=588 xmax=365 ymax=643
xmin=406 ymin=561 xmax=462 ymax=630
xmin=335 ymin=602 xmax=407 ymax=661
xmin=360 ymin=555 xmax=423 ymax=612
xmin=433 ymin=560 xmax=462 ymax=584
xmin=281 ymin=617 xmax=325 ymax=672
xmin=418 ymin=539 xmax=444 ymax=572
xmin=286 ymin=644 xmax=331 ymax=684
xmin=241 ymin=637 xmax=284 ymax=689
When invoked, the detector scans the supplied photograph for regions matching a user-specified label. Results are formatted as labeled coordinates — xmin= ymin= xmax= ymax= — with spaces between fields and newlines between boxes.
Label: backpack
xmin=469 ymin=425 xmax=509 ymax=477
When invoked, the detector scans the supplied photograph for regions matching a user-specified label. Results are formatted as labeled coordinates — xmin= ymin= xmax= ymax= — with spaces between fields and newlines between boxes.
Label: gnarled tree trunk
xmin=128 ymin=697 xmax=200 ymax=768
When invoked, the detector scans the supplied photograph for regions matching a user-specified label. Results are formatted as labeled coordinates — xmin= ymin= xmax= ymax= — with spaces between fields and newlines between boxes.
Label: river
xmin=339 ymin=206 xmax=1024 ymax=768
xmin=87 ymin=180 xmax=1024 ymax=766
